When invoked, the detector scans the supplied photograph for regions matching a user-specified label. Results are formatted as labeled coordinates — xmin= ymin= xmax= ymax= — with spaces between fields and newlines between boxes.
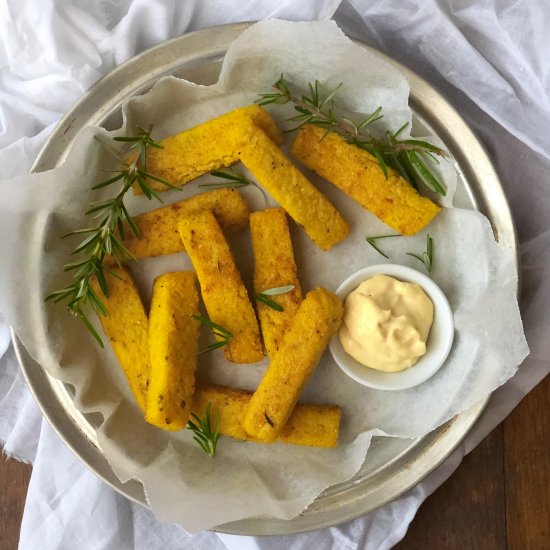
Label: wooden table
xmin=1 ymin=375 xmax=548 ymax=549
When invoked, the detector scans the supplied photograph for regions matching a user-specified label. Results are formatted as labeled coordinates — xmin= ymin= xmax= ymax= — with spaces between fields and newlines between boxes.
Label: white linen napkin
xmin=0 ymin=1 xmax=548 ymax=548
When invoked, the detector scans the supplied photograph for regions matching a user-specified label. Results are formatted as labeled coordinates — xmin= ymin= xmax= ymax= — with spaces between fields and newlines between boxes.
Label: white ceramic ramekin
xmin=329 ymin=264 xmax=454 ymax=391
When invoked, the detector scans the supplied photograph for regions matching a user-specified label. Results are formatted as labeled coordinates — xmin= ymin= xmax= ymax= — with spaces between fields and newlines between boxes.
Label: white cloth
xmin=0 ymin=1 xmax=548 ymax=548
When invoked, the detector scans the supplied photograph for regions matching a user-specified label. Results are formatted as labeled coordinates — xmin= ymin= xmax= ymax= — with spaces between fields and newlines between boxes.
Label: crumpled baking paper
xmin=0 ymin=20 xmax=528 ymax=531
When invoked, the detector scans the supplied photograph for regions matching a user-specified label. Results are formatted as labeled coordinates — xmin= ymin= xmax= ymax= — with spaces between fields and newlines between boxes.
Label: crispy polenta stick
xmin=134 ymin=105 xmax=283 ymax=194
xmin=250 ymin=208 xmax=303 ymax=357
xmin=193 ymin=384 xmax=341 ymax=448
xmin=117 ymin=189 xmax=249 ymax=261
xmin=178 ymin=210 xmax=263 ymax=364
xmin=90 ymin=267 xmax=149 ymax=412
xmin=146 ymin=272 xmax=200 ymax=431
xmin=290 ymin=125 xmax=441 ymax=235
xmin=243 ymin=288 xmax=343 ymax=443
xmin=238 ymin=128 xmax=350 ymax=251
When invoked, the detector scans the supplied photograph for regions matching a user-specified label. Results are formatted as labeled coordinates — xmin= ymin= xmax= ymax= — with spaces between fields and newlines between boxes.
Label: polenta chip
xmin=250 ymin=208 xmax=303 ymax=357
xmin=90 ymin=267 xmax=149 ymax=412
xmin=117 ymin=189 xmax=248 ymax=260
xmin=178 ymin=210 xmax=263 ymax=364
xmin=243 ymin=288 xmax=343 ymax=443
xmin=193 ymin=384 xmax=340 ymax=448
xmin=238 ymin=128 xmax=350 ymax=251
xmin=146 ymin=271 xmax=200 ymax=431
xmin=291 ymin=125 xmax=441 ymax=235
xmin=134 ymin=105 xmax=283 ymax=193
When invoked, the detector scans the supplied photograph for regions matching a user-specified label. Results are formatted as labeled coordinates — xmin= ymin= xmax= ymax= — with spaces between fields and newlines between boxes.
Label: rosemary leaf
xmin=320 ymin=82 xmax=342 ymax=109
xmin=408 ymin=152 xmax=447 ymax=196
xmin=192 ymin=314 xmax=234 ymax=354
xmin=122 ymin=204 xmax=141 ymax=238
xmin=393 ymin=122 xmax=409 ymax=138
xmin=400 ymin=138 xmax=448 ymax=155
xmin=91 ymin=173 xmax=126 ymax=190
xmin=192 ymin=314 xmax=232 ymax=337
xmin=395 ymin=151 xmax=419 ymax=190
xmin=198 ymin=181 xmax=247 ymax=190
xmin=87 ymin=286 xmax=109 ymax=316
xmin=199 ymin=168 xmax=268 ymax=207
xmin=358 ymin=106 xmax=384 ymax=130
xmin=46 ymin=288 xmax=74 ymax=301
xmin=255 ymin=285 xmax=295 ymax=312
xmin=406 ymin=234 xmax=434 ymax=273
xmin=371 ymin=147 xmax=389 ymax=180
xmin=141 ymin=170 xmax=180 ymax=189
xmin=78 ymin=311 xmax=104 ymax=347
xmin=61 ymin=227 xmax=98 ymax=238
xmin=260 ymin=285 xmax=295 ymax=296
xmin=210 ymin=169 xmax=247 ymax=182
xmin=424 ymin=151 xmax=440 ymax=165
xmin=186 ymin=402 xmax=220 ymax=457
xmin=113 ymin=136 xmax=142 ymax=143
xmin=426 ymin=232 xmax=433 ymax=267
xmin=72 ymin=233 xmax=101 ymax=254
xmin=62 ymin=257 xmax=91 ymax=271
xmin=95 ymin=268 xmax=109 ymax=297
xmin=196 ymin=341 xmax=228 ymax=355
xmin=365 ymin=234 xmax=400 ymax=259
xmin=256 ymin=293 xmax=283 ymax=312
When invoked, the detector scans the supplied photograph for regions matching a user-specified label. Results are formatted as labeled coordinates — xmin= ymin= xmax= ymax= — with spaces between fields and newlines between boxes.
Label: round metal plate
xmin=13 ymin=22 xmax=517 ymax=536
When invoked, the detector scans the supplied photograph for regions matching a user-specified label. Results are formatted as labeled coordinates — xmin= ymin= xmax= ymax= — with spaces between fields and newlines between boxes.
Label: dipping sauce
xmin=339 ymin=275 xmax=434 ymax=372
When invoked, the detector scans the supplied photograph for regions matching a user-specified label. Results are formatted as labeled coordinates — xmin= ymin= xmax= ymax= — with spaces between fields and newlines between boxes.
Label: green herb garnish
xmin=407 ymin=234 xmax=434 ymax=273
xmin=199 ymin=168 xmax=268 ymax=207
xmin=45 ymin=127 xmax=177 ymax=346
xmin=255 ymin=285 xmax=295 ymax=312
xmin=365 ymin=234 xmax=400 ymax=259
xmin=187 ymin=402 xmax=220 ymax=457
xmin=257 ymin=74 xmax=447 ymax=195
xmin=192 ymin=314 xmax=234 ymax=354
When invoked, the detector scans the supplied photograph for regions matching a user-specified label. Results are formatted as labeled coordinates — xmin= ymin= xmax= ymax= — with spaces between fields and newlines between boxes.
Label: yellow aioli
xmin=339 ymin=275 xmax=434 ymax=372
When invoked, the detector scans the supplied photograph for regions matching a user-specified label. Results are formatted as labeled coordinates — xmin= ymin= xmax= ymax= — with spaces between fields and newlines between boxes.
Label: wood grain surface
xmin=1 ymin=375 xmax=548 ymax=549
xmin=0 ymin=456 xmax=31 ymax=550
xmin=397 ymin=374 xmax=550 ymax=550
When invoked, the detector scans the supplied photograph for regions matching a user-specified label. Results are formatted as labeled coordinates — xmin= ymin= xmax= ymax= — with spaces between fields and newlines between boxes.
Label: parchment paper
xmin=0 ymin=21 xmax=528 ymax=531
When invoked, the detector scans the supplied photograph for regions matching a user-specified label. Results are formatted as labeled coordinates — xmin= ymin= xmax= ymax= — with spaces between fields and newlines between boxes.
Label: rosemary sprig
xmin=187 ymin=402 xmax=220 ymax=457
xmin=199 ymin=168 xmax=268 ymax=207
xmin=45 ymin=127 xmax=177 ymax=347
xmin=407 ymin=233 xmax=434 ymax=273
xmin=255 ymin=285 xmax=295 ymax=312
xmin=365 ymin=234 xmax=400 ymax=259
xmin=192 ymin=314 xmax=234 ymax=354
xmin=257 ymin=75 xmax=447 ymax=195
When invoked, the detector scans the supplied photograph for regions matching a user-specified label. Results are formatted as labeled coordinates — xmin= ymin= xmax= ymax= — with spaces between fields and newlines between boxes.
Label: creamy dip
xmin=339 ymin=275 xmax=434 ymax=372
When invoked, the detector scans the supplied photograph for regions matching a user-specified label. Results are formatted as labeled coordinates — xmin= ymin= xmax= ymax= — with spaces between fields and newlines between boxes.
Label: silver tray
xmin=13 ymin=22 xmax=517 ymax=536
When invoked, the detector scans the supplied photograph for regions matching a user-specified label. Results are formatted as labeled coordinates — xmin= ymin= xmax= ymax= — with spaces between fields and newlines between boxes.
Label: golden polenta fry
xmin=117 ymin=189 xmax=249 ymax=261
xmin=250 ymin=208 xmax=303 ymax=357
xmin=178 ymin=210 xmax=263 ymax=364
xmin=134 ymin=105 xmax=283 ymax=194
xmin=290 ymin=125 xmax=441 ymax=235
xmin=238 ymin=128 xmax=350 ymax=251
xmin=243 ymin=288 xmax=343 ymax=443
xmin=146 ymin=271 xmax=200 ymax=431
xmin=193 ymin=384 xmax=341 ymax=448
xmin=90 ymin=267 xmax=149 ymax=412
